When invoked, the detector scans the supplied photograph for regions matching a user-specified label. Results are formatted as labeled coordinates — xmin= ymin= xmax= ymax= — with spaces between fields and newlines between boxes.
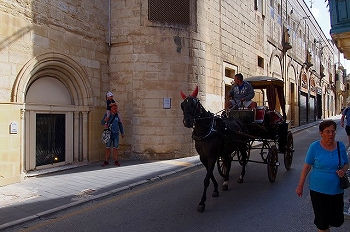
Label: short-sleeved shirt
xmin=342 ymin=107 xmax=350 ymax=126
xmin=228 ymin=81 xmax=255 ymax=103
xmin=101 ymin=113 xmax=124 ymax=137
xmin=305 ymin=141 xmax=348 ymax=195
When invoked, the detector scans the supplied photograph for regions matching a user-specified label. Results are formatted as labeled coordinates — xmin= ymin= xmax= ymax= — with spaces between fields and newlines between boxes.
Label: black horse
xmin=180 ymin=87 xmax=248 ymax=212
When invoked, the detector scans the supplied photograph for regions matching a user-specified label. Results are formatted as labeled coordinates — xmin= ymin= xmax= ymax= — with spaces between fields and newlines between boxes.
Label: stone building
xmin=0 ymin=0 xmax=341 ymax=186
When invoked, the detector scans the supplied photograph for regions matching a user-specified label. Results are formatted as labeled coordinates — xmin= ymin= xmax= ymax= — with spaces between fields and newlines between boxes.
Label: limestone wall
xmin=0 ymin=0 xmax=109 ymax=185
xmin=0 ymin=104 xmax=22 ymax=186
xmin=110 ymin=0 xmax=194 ymax=158
xmin=0 ymin=0 xmax=109 ymax=103
xmin=109 ymin=0 xmax=296 ymax=158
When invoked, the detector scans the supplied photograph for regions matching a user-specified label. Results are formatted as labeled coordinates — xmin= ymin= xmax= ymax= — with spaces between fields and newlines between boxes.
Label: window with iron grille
xmin=148 ymin=0 xmax=190 ymax=25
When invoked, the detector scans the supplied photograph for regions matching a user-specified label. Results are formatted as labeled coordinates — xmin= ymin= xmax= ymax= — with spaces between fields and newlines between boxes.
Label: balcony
xmin=329 ymin=0 xmax=350 ymax=59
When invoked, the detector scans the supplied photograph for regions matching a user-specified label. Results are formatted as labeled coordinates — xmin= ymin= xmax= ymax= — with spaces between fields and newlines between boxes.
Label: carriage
xmin=180 ymin=77 xmax=294 ymax=212
xmin=217 ymin=76 xmax=294 ymax=183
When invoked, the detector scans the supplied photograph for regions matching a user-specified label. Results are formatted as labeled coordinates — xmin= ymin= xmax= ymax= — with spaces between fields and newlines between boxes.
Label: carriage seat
xmin=253 ymin=106 xmax=283 ymax=125
xmin=255 ymin=106 xmax=267 ymax=123
xmin=228 ymin=109 xmax=255 ymax=124
xmin=264 ymin=110 xmax=283 ymax=126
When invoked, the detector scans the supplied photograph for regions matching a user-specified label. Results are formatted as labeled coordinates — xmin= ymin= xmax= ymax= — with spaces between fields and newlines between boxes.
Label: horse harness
xmin=192 ymin=116 xmax=217 ymax=141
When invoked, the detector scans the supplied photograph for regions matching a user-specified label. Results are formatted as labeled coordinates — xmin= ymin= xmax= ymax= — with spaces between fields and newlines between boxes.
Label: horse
xmin=180 ymin=86 xmax=249 ymax=212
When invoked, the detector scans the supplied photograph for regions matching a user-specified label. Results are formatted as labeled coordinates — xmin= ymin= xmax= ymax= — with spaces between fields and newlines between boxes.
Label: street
xmin=5 ymin=121 xmax=350 ymax=232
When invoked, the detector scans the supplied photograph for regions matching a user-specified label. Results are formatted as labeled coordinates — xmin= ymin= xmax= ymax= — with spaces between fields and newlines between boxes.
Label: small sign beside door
xmin=163 ymin=98 xmax=171 ymax=109
xmin=9 ymin=122 xmax=18 ymax=134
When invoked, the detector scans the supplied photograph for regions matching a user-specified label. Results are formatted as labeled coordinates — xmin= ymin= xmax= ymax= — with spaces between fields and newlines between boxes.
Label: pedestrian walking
xmin=340 ymin=105 xmax=350 ymax=147
xmin=296 ymin=120 xmax=349 ymax=232
xmin=101 ymin=103 xmax=124 ymax=167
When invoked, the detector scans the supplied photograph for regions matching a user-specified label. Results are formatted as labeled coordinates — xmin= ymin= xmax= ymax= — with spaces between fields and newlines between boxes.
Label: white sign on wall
xmin=9 ymin=122 xmax=18 ymax=134
xmin=163 ymin=98 xmax=171 ymax=109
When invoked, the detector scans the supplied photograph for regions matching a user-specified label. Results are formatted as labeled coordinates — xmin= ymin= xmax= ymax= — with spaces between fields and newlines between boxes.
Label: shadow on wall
xmin=0 ymin=26 xmax=32 ymax=52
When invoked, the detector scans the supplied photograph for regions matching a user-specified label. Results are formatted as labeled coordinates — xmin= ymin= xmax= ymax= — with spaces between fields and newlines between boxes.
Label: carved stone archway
xmin=12 ymin=52 xmax=93 ymax=171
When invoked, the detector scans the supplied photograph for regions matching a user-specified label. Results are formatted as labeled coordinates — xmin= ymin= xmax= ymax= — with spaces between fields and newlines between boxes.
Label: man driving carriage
xmin=226 ymin=73 xmax=257 ymax=110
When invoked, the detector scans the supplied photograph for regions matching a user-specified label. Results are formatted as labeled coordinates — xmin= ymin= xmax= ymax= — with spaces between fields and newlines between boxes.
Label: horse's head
xmin=180 ymin=86 xmax=200 ymax=128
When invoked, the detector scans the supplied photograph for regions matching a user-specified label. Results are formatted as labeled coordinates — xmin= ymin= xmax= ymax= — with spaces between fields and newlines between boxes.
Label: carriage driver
xmin=226 ymin=73 xmax=257 ymax=110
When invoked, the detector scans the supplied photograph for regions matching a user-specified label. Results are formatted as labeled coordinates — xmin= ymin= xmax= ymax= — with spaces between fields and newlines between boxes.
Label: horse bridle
xmin=183 ymin=97 xmax=218 ymax=140
xmin=182 ymin=97 xmax=202 ymax=123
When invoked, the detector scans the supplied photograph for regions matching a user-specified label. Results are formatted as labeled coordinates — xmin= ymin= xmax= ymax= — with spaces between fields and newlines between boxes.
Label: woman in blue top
xmin=296 ymin=120 xmax=349 ymax=232
xmin=101 ymin=103 xmax=124 ymax=167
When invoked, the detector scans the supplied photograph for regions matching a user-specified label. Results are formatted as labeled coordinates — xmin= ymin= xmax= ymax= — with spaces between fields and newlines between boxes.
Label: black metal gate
xmin=299 ymin=92 xmax=307 ymax=125
xmin=309 ymin=96 xmax=315 ymax=122
xmin=317 ymin=94 xmax=322 ymax=119
xmin=36 ymin=114 xmax=65 ymax=166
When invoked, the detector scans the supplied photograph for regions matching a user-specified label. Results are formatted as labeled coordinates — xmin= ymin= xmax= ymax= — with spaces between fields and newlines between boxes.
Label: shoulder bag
xmin=101 ymin=113 xmax=117 ymax=144
xmin=337 ymin=141 xmax=350 ymax=189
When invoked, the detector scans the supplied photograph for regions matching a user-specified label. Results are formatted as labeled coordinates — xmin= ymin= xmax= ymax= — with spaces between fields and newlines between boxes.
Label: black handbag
xmin=337 ymin=142 xmax=350 ymax=189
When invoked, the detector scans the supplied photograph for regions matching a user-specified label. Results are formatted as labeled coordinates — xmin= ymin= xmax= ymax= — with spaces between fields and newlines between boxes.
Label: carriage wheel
xmin=284 ymin=131 xmax=294 ymax=170
xmin=267 ymin=145 xmax=278 ymax=183
xmin=217 ymin=156 xmax=230 ymax=177
xmin=217 ymin=156 xmax=227 ymax=178
xmin=217 ymin=148 xmax=237 ymax=177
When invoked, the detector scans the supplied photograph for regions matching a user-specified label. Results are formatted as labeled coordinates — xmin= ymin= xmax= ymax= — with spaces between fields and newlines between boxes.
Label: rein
xmin=190 ymin=101 xmax=219 ymax=141
xmin=192 ymin=116 xmax=217 ymax=141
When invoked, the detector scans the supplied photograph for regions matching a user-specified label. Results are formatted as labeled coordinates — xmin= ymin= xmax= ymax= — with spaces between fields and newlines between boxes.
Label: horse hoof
xmin=222 ymin=184 xmax=228 ymax=191
xmin=212 ymin=191 xmax=219 ymax=197
xmin=237 ymin=178 xmax=243 ymax=184
xmin=197 ymin=204 xmax=205 ymax=212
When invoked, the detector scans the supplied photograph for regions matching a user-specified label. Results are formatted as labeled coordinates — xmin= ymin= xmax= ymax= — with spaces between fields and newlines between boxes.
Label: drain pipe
xmin=108 ymin=0 xmax=111 ymax=46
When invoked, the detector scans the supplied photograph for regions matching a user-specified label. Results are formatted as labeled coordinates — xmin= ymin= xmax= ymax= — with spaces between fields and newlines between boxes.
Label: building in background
xmin=329 ymin=0 xmax=350 ymax=107
xmin=0 ymin=0 xmax=341 ymax=186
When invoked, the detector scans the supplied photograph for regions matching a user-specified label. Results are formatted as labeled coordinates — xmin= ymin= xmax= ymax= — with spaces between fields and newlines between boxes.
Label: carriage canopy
xmin=244 ymin=76 xmax=286 ymax=120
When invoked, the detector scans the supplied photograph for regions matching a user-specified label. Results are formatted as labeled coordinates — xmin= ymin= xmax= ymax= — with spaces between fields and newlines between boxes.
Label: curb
xmin=0 ymin=161 xmax=202 ymax=231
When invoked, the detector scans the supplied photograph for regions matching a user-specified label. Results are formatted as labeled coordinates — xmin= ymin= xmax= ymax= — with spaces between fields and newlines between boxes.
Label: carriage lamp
xmin=54 ymin=156 xmax=58 ymax=162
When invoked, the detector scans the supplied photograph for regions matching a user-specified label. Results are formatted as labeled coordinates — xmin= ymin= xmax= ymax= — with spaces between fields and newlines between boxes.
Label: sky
xmin=309 ymin=0 xmax=350 ymax=71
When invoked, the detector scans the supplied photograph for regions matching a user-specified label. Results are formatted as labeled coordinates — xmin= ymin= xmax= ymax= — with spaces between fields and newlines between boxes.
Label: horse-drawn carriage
xmin=217 ymin=76 xmax=294 ymax=183
xmin=180 ymin=76 xmax=294 ymax=212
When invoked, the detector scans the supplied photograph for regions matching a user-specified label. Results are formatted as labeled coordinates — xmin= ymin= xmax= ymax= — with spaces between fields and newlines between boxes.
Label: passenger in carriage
xmin=226 ymin=73 xmax=257 ymax=110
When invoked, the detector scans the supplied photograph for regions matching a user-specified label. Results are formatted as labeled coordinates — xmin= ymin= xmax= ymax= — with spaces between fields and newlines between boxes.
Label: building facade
xmin=0 ymin=0 xmax=340 ymax=186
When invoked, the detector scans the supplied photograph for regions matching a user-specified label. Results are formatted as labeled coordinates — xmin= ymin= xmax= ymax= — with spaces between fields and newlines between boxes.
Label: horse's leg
xmin=237 ymin=148 xmax=247 ymax=184
xmin=198 ymin=166 xmax=211 ymax=212
xmin=208 ymin=159 xmax=219 ymax=197
xmin=222 ymin=156 xmax=231 ymax=191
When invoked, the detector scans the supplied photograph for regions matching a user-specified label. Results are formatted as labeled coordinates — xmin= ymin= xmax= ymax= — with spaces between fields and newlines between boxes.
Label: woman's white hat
xmin=106 ymin=91 xmax=113 ymax=97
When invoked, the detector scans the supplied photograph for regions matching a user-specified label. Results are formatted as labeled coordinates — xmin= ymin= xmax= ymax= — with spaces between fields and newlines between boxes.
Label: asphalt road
xmin=6 ymin=121 xmax=350 ymax=232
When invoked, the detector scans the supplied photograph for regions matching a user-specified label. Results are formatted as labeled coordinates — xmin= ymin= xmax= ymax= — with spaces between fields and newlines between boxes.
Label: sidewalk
xmin=0 ymin=157 xmax=202 ymax=230
xmin=0 ymin=116 xmax=347 ymax=230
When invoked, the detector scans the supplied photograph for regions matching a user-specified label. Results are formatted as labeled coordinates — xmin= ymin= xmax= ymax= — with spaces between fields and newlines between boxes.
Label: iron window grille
xmin=148 ymin=0 xmax=190 ymax=25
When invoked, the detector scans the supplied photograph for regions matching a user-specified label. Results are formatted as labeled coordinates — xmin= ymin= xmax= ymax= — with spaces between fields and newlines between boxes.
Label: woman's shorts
xmin=106 ymin=135 xmax=119 ymax=149
xmin=310 ymin=190 xmax=344 ymax=230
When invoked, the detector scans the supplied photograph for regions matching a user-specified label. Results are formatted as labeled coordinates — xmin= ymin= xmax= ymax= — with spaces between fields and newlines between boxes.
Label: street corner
xmin=0 ymin=185 xmax=39 ymax=208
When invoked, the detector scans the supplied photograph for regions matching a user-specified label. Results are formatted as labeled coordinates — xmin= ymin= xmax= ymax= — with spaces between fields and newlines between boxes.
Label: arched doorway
xmin=287 ymin=65 xmax=297 ymax=126
xmin=12 ymin=53 xmax=92 ymax=171
xmin=25 ymin=77 xmax=74 ymax=169
xmin=270 ymin=54 xmax=282 ymax=112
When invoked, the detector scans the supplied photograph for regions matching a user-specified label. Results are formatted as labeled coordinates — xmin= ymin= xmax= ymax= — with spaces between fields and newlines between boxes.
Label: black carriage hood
xmin=244 ymin=76 xmax=286 ymax=120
